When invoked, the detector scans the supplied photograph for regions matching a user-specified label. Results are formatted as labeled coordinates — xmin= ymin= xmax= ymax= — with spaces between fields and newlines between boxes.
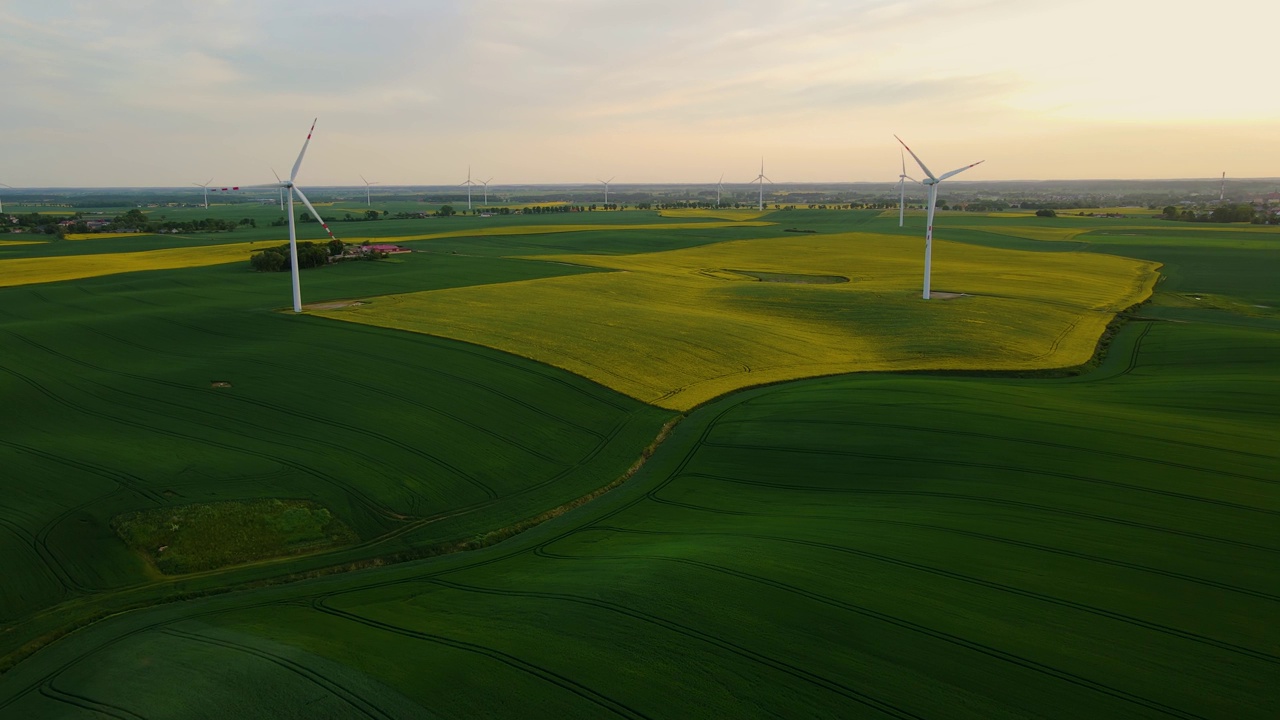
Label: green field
xmin=0 ymin=208 xmax=1276 ymax=717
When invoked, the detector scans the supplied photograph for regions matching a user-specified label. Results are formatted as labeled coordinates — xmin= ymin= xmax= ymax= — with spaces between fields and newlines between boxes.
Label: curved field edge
xmin=314 ymin=233 xmax=1160 ymax=410
xmin=1 ymin=317 xmax=1274 ymax=718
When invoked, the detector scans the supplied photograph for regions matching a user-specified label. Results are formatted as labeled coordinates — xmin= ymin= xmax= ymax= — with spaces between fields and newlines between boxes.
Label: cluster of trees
xmin=342 ymin=210 xmax=387 ymax=222
xmin=249 ymin=239 xmax=389 ymax=273
xmin=1 ymin=212 xmax=71 ymax=235
xmin=1162 ymin=204 xmax=1278 ymax=224
xmin=1035 ymin=209 xmax=1057 ymax=217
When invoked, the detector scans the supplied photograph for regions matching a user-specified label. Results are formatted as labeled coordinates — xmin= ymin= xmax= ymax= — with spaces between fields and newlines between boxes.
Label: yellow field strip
xmin=657 ymin=209 xmax=772 ymax=221
xmin=0 ymin=241 xmax=267 ymax=288
xmin=339 ymin=220 xmax=773 ymax=245
xmin=0 ymin=240 xmax=47 ymax=247
xmin=317 ymin=232 xmax=1158 ymax=410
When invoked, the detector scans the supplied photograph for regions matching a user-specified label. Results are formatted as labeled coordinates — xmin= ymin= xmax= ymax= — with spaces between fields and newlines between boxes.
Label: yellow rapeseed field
xmin=339 ymin=220 xmax=772 ymax=245
xmin=658 ymin=209 xmax=772 ymax=221
xmin=955 ymin=225 xmax=1092 ymax=242
xmin=0 ymin=241 xmax=267 ymax=288
xmin=0 ymin=240 xmax=46 ymax=246
xmin=315 ymin=232 xmax=1158 ymax=410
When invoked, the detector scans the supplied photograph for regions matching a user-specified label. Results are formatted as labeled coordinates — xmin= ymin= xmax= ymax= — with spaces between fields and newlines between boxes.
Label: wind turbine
xmin=233 ymin=119 xmax=340 ymax=314
xmin=895 ymin=135 xmax=984 ymax=300
xmin=192 ymin=179 xmax=213 ymax=210
xmin=480 ymin=177 xmax=493 ymax=206
xmin=896 ymin=151 xmax=919 ymax=227
xmin=1220 ymin=171 xmax=1226 ymax=203
xmin=716 ymin=174 xmax=724 ymax=207
xmin=750 ymin=159 xmax=771 ymax=211
xmin=360 ymin=175 xmax=379 ymax=206
xmin=460 ymin=166 xmax=478 ymax=210
xmin=0 ymin=183 xmax=11 ymax=214
xmin=599 ymin=177 xmax=614 ymax=206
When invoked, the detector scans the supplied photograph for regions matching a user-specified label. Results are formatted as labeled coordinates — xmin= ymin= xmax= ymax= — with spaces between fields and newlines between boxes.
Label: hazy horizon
xmin=2 ymin=0 xmax=1275 ymax=187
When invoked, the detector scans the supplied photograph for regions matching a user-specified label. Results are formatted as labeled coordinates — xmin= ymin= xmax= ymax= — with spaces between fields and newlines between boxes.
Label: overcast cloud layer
xmin=1 ymin=0 xmax=1276 ymax=186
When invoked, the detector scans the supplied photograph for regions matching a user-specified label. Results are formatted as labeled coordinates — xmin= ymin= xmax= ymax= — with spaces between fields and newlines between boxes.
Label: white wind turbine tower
xmin=460 ymin=166 xmax=478 ymax=210
xmin=0 ymin=183 xmax=11 ymax=214
xmin=750 ymin=159 xmax=771 ymax=211
xmin=716 ymin=174 xmax=724 ymax=207
xmin=233 ymin=119 xmax=341 ymax=314
xmin=360 ymin=175 xmax=379 ymax=206
xmin=896 ymin=151 xmax=920 ymax=227
xmin=895 ymin=135 xmax=984 ymax=300
xmin=193 ymin=179 xmax=213 ymax=210
xmin=1220 ymin=171 xmax=1226 ymax=203
xmin=480 ymin=177 xmax=493 ymax=206
xmin=599 ymin=177 xmax=614 ymax=206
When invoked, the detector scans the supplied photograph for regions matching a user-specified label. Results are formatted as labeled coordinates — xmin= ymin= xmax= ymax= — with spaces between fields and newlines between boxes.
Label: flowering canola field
xmin=0 ymin=241 xmax=267 ymax=288
xmin=315 ymin=232 xmax=1158 ymax=410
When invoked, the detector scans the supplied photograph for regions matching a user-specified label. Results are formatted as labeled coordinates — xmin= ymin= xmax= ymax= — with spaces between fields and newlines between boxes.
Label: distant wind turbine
xmin=481 ymin=177 xmax=493 ymax=206
xmin=749 ymin=159 xmax=771 ymax=211
xmin=896 ymin=151 xmax=919 ymax=227
xmin=360 ymin=175 xmax=379 ymax=206
xmin=716 ymin=173 xmax=724 ymax=207
xmin=1220 ymin=171 xmax=1226 ymax=203
xmin=895 ymin=135 xmax=984 ymax=300
xmin=600 ymin=176 xmax=614 ymax=205
xmin=461 ymin=166 xmax=478 ymax=210
xmin=0 ymin=183 xmax=11 ymax=214
xmin=192 ymin=179 xmax=213 ymax=210
xmin=230 ymin=119 xmax=341 ymax=314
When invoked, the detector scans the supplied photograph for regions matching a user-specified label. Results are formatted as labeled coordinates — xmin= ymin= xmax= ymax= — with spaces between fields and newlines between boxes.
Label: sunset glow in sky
xmin=2 ymin=0 xmax=1276 ymax=186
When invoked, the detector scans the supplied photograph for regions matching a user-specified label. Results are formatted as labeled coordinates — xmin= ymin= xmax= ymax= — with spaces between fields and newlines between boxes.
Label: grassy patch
xmin=112 ymin=499 xmax=358 ymax=574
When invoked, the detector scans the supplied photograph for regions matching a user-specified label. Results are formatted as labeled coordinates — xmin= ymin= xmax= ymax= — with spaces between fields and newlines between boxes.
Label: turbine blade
xmin=291 ymin=186 xmax=340 ymax=243
xmin=360 ymin=174 xmax=368 ymax=185
xmin=938 ymin=160 xmax=985 ymax=181
xmin=290 ymin=118 xmax=318 ymax=182
xmin=894 ymin=135 xmax=936 ymax=181
xmin=271 ymin=168 xmax=282 ymax=183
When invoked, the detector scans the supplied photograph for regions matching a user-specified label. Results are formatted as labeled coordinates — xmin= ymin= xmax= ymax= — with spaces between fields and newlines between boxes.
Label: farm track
xmin=530 ymin=539 xmax=1205 ymax=720
xmin=569 ymin=525 xmax=1280 ymax=665
xmin=696 ymin=439 xmax=1280 ymax=517
xmin=309 ymin=597 xmax=655 ymax=720
xmin=710 ymin=412 xmax=1277 ymax=485
xmin=5 ymin=327 xmax=500 ymax=504
xmin=659 ymin=474 xmax=1280 ymax=554
xmin=38 ymin=682 xmax=148 ymax=720
xmin=427 ymin=578 xmax=926 ymax=720
xmin=160 ymin=627 xmax=391 ymax=720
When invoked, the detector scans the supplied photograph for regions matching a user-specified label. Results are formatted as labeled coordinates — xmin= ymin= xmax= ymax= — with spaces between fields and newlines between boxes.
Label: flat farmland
xmin=316 ymin=231 xmax=1158 ymax=409
xmin=0 ymin=208 xmax=1276 ymax=717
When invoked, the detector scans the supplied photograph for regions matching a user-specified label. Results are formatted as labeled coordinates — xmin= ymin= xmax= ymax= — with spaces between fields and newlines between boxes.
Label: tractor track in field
xmin=429 ymin=577 xmax=926 ymax=720
xmin=697 ymin=439 xmax=1280 ymax=518
xmin=633 ymin=485 xmax=1279 ymax=603
xmin=161 ymin=627 xmax=392 ymax=720
xmin=39 ymin=682 xmax=149 ymax=720
xmin=710 ymin=415 xmax=1278 ymax=486
xmin=309 ymin=597 xmax=656 ymax=720
xmin=77 ymin=322 xmax=574 ymax=466
xmin=0 ymin=347 xmax=399 ymax=524
xmin=585 ymin=524 xmax=1280 ymax=666
xmin=7 ymin=327 xmax=499 ymax=504
xmin=658 ymin=473 xmax=1280 ymax=554
xmin=533 ymin=536 xmax=1207 ymax=720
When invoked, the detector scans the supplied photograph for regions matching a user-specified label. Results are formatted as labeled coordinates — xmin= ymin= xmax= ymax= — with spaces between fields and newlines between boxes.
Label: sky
xmin=1 ymin=0 xmax=1277 ymax=187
